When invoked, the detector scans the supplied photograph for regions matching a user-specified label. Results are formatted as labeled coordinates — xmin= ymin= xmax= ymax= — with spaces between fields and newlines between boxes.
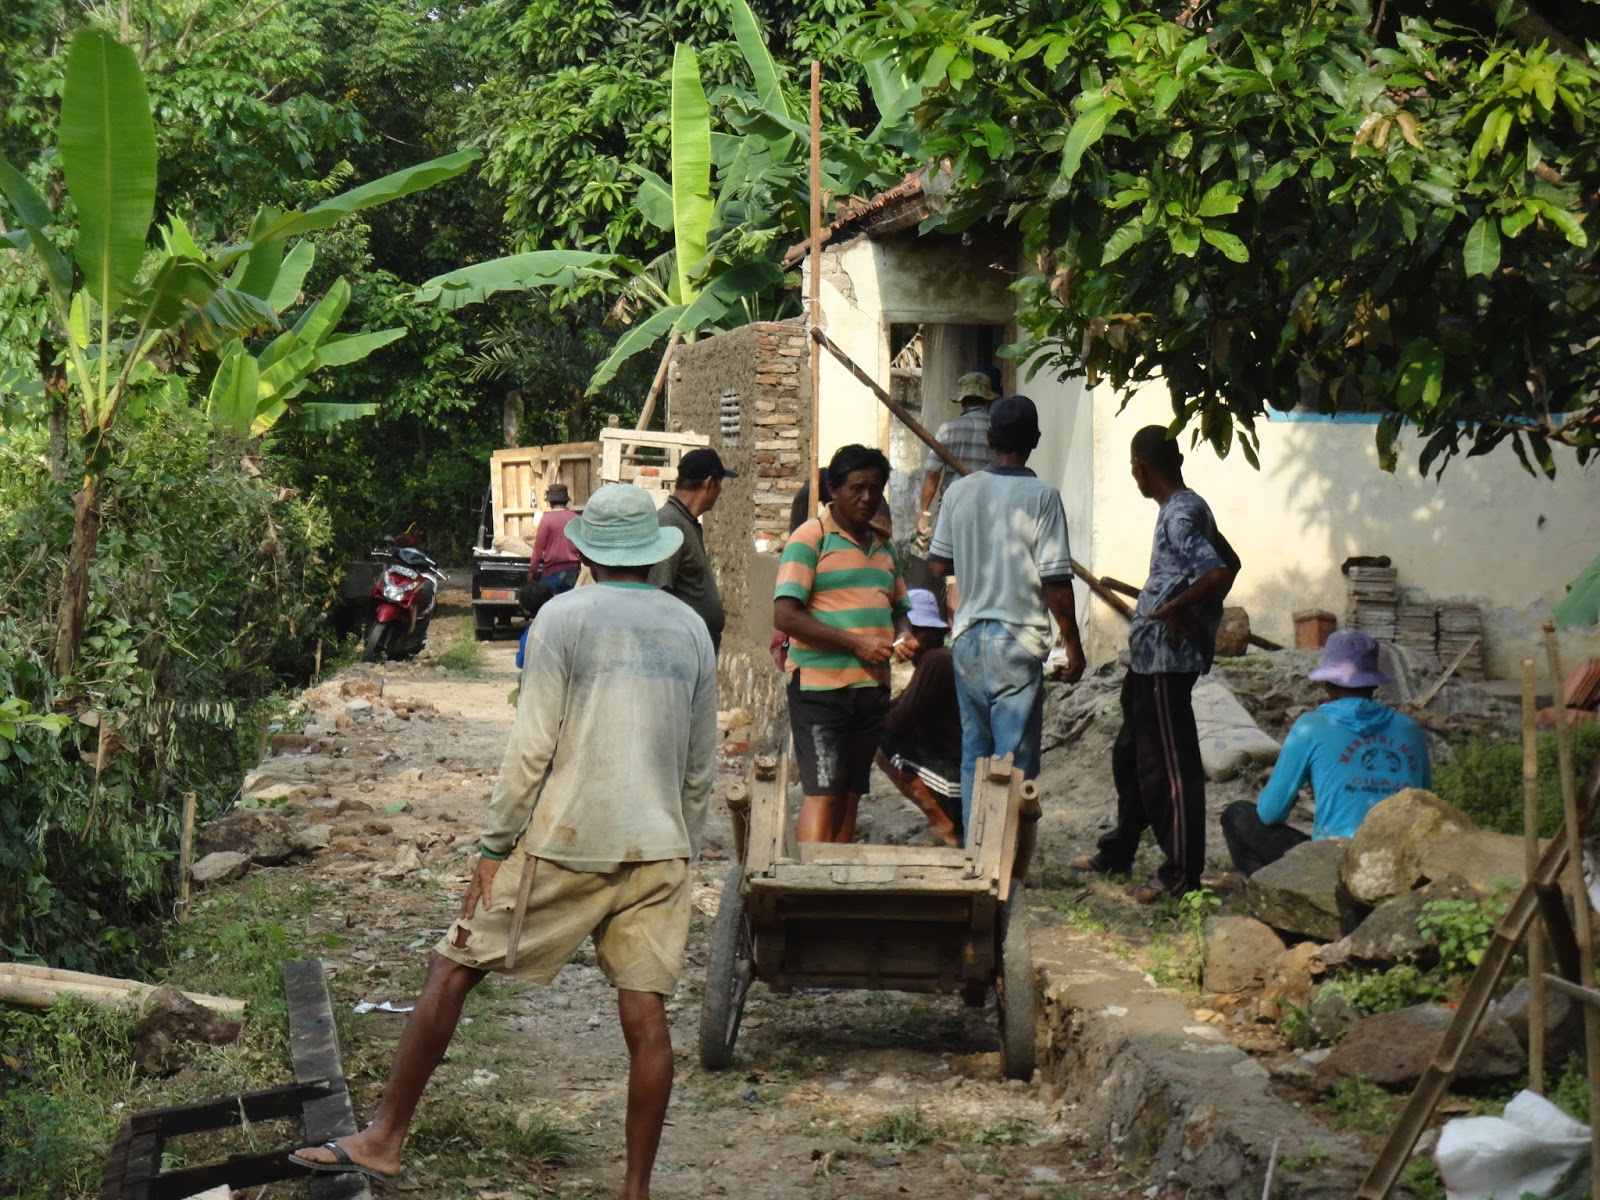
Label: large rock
xmin=1215 ymin=608 xmax=1252 ymax=658
xmin=1246 ymin=839 xmax=1361 ymax=941
xmin=1258 ymin=943 xmax=1325 ymax=1021
xmin=1202 ymin=916 xmax=1285 ymax=993
xmin=1340 ymin=790 xmax=1476 ymax=906
xmin=190 ymin=851 xmax=250 ymax=884
xmin=1314 ymin=1004 xmax=1523 ymax=1089
xmin=197 ymin=809 xmax=296 ymax=863
xmin=1307 ymin=989 xmax=1359 ymax=1045
xmin=1496 ymin=977 xmax=1584 ymax=1062
xmin=1417 ymin=830 xmax=1527 ymax=898
xmin=134 ymin=985 xmax=242 ymax=1075
xmin=1346 ymin=878 xmax=1476 ymax=966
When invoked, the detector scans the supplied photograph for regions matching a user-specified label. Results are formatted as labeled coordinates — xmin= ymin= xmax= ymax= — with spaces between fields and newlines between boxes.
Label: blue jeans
xmin=951 ymin=620 xmax=1045 ymax=829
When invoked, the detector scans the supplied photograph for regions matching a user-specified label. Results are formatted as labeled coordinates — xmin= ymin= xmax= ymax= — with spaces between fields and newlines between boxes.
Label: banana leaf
xmin=587 ymin=305 xmax=686 ymax=394
xmin=0 ymin=157 xmax=73 ymax=301
xmin=251 ymin=148 xmax=480 ymax=243
xmin=416 ymin=250 xmax=616 ymax=309
xmin=58 ymin=29 xmax=156 ymax=305
xmin=670 ymin=45 xmax=714 ymax=308
xmin=291 ymin=278 xmax=352 ymax=347
xmin=266 ymin=241 xmax=316 ymax=312
xmin=272 ymin=402 xmax=379 ymax=435
xmin=316 ymin=327 xmax=405 ymax=367
xmin=728 ymin=0 xmax=788 ymax=118
xmin=207 ymin=349 xmax=259 ymax=437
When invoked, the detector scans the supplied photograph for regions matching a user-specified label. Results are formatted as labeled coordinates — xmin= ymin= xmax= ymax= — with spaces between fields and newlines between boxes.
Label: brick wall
xmin=668 ymin=319 xmax=812 ymax=746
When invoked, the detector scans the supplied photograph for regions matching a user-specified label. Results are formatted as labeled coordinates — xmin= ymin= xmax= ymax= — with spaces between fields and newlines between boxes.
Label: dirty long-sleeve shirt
xmin=480 ymin=582 xmax=718 ymax=871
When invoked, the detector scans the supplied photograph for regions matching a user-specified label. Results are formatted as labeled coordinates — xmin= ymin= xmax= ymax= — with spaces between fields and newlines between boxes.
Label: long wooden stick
xmin=625 ymin=330 xmax=681 ymax=462
xmin=178 ymin=789 xmax=197 ymax=921
xmin=1416 ymin=636 xmax=1480 ymax=710
xmin=0 ymin=962 xmax=243 ymax=1016
xmin=1522 ymin=657 xmax=1547 ymax=1094
xmin=1544 ymin=621 xmax=1600 ymax=1200
xmin=810 ymin=324 xmax=1137 ymax=622
xmin=807 ymin=61 xmax=822 ymax=521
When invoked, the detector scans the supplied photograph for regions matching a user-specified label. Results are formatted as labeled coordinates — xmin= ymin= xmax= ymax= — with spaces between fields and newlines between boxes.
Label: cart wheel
xmin=699 ymin=864 xmax=754 ymax=1070
xmin=996 ymin=901 xmax=1036 ymax=1081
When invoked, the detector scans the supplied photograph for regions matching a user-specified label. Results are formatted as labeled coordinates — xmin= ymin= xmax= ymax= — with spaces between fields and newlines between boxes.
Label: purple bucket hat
xmin=1308 ymin=629 xmax=1394 ymax=689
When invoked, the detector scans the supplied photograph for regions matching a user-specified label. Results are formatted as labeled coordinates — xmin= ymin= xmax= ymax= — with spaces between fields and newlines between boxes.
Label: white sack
xmin=1193 ymin=678 xmax=1281 ymax=782
xmin=1436 ymin=1089 xmax=1590 ymax=1200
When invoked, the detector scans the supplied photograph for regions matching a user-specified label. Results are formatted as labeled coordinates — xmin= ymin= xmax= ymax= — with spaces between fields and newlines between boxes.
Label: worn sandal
xmin=288 ymin=1141 xmax=399 ymax=1183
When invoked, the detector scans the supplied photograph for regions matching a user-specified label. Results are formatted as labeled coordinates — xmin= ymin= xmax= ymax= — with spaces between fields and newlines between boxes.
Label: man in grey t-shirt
xmin=928 ymin=395 xmax=1086 ymax=829
xmin=649 ymin=447 xmax=736 ymax=653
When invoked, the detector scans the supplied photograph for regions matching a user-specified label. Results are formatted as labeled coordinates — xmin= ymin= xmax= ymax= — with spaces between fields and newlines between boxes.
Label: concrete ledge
xmin=1032 ymin=922 xmax=1380 ymax=1199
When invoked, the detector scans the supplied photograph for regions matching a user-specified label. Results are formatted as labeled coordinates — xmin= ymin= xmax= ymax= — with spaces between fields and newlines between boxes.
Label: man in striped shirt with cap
xmin=775 ymin=444 xmax=917 ymax=843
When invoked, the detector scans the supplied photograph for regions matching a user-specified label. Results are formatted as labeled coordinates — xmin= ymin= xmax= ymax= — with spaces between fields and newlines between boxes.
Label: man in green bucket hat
xmin=292 ymin=484 xmax=717 ymax=1199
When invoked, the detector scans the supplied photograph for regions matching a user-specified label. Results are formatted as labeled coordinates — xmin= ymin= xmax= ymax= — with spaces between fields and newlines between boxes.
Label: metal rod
xmin=807 ymin=60 xmax=822 ymax=521
xmin=1522 ymin=656 xmax=1546 ymax=1094
xmin=1543 ymin=621 xmax=1600 ymax=1200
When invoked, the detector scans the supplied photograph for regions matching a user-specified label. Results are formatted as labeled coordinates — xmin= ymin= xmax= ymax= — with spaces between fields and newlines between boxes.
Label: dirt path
xmin=244 ymin=593 xmax=1145 ymax=1200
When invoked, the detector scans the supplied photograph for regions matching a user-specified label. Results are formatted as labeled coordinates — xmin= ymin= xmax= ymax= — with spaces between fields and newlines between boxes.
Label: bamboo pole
xmin=626 ymin=330 xmax=682 ymax=462
xmin=807 ymin=60 xmax=822 ymax=521
xmin=177 ymin=789 xmax=197 ymax=921
xmin=1521 ymin=657 xmax=1546 ymax=1093
xmin=0 ymin=962 xmax=244 ymax=1016
xmin=1543 ymin=621 xmax=1600 ymax=1200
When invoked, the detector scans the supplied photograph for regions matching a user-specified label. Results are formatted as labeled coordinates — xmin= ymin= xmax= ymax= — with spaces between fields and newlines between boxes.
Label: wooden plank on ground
xmin=283 ymin=960 xmax=369 ymax=1200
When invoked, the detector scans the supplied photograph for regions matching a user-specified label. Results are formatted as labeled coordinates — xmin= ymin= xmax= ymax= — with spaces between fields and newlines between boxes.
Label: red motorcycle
xmin=362 ymin=535 xmax=446 ymax=662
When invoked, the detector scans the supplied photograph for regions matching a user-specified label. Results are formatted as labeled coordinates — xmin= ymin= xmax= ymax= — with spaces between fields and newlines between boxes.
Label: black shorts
xmin=787 ymin=676 xmax=890 ymax=798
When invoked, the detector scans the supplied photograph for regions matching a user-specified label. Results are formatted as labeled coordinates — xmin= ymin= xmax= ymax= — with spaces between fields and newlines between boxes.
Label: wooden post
xmin=626 ymin=330 xmax=681 ymax=462
xmin=807 ymin=59 xmax=822 ymax=520
xmin=1521 ymin=657 xmax=1546 ymax=1093
xmin=177 ymin=790 xmax=197 ymax=920
xmin=1543 ymin=621 xmax=1600 ymax=1200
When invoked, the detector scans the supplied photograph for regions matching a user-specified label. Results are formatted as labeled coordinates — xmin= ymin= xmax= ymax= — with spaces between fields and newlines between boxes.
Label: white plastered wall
xmin=1081 ymin=379 xmax=1600 ymax=677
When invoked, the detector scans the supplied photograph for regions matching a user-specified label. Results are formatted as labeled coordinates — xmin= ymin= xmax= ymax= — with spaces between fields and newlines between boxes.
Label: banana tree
xmin=0 ymin=27 xmax=477 ymax=674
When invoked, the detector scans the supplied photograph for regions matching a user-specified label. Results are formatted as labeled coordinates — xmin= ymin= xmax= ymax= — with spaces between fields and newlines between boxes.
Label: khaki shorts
xmin=435 ymin=849 xmax=691 ymax=995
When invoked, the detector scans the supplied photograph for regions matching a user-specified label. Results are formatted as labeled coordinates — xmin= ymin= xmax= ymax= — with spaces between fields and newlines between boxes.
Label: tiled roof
xmin=781 ymin=169 xmax=932 ymax=268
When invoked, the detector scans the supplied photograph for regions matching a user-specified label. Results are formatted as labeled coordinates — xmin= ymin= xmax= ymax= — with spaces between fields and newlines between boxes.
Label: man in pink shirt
xmin=529 ymin=483 xmax=581 ymax=593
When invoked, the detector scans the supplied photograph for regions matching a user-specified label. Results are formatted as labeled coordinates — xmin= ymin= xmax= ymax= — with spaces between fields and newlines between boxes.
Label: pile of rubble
xmin=1197 ymin=789 xmax=1561 ymax=1092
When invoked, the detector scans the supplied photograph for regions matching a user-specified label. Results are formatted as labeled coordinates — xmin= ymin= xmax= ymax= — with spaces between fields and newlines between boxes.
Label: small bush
xmin=1552 ymin=1053 xmax=1590 ymax=1125
xmin=858 ymin=1107 xmax=939 ymax=1148
xmin=0 ymin=1000 xmax=138 ymax=1199
xmin=1417 ymin=896 xmax=1505 ymax=976
xmin=1318 ymin=964 xmax=1447 ymax=1015
xmin=1434 ymin=725 xmax=1600 ymax=838
xmin=1325 ymin=1075 xmax=1393 ymax=1134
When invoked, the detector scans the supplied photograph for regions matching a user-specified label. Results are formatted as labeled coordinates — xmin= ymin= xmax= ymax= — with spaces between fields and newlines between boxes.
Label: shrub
xmin=0 ymin=405 xmax=333 ymax=969
xmin=1434 ymin=725 xmax=1600 ymax=838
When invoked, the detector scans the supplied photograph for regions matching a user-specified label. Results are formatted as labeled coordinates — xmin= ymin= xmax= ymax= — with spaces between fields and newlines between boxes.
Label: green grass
xmin=1324 ymin=1075 xmax=1394 ymax=1136
xmin=0 ymin=1000 xmax=139 ymax=1200
xmin=407 ymin=1099 xmax=588 ymax=1175
xmin=433 ymin=636 xmax=485 ymax=676
xmin=858 ymin=1106 xmax=939 ymax=1148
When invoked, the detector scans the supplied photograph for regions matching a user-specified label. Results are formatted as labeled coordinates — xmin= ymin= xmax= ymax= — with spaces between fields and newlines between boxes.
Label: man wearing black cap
xmin=648 ymin=447 xmax=736 ymax=652
xmin=928 ymin=394 xmax=1086 ymax=833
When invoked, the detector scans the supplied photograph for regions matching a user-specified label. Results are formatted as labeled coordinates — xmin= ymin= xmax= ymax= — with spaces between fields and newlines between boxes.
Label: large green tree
xmin=867 ymin=0 xmax=1600 ymax=475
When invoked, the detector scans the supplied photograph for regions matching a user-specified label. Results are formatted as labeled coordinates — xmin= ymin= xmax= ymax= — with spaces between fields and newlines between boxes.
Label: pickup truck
xmin=470 ymin=431 xmax=710 ymax=640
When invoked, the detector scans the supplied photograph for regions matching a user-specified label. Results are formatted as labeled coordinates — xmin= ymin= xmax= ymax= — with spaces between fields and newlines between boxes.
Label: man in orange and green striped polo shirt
xmin=775 ymin=445 xmax=917 ymax=843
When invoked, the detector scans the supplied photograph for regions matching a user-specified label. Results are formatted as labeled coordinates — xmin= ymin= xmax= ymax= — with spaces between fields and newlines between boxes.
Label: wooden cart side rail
xmin=748 ymin=866 xmax=995 ymax=893
xmin=795 ymin=843 xmax=970 ymax=869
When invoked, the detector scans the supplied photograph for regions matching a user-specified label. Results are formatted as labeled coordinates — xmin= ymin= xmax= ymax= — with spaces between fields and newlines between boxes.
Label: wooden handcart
xmin=698 ymin=754 xmax=1042 ymax=1080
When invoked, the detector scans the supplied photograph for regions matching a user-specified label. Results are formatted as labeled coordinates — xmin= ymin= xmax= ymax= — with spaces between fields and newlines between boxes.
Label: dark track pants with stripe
xmin=1094 ymin=669 xmax=1205 ymax=894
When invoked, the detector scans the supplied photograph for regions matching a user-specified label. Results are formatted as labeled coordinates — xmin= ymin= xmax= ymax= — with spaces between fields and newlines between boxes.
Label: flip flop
xmin=288 ymin=1140 xmax=400 ymax=1183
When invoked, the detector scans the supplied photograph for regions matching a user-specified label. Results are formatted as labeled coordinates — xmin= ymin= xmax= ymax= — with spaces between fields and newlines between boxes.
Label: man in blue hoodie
xmin=1221 ymin=629 xmax=1432 ymax=875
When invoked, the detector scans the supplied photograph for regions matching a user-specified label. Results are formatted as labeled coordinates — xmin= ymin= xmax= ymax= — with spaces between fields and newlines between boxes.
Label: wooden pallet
xmin=100 ymin=960 xmax=367 ymax=1200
